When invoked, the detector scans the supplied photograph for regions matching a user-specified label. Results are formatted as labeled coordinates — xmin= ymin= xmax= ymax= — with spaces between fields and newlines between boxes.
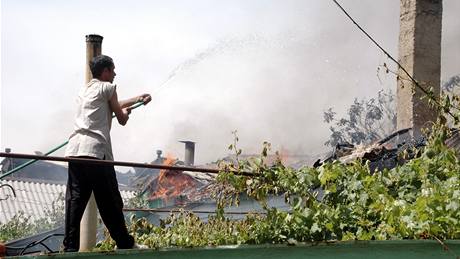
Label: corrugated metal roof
xmin=0 ymin=179 xmax=135 ymax=224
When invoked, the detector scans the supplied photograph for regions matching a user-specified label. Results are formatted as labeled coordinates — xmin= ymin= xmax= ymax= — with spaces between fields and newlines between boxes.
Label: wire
xmin=0 ymin=183 xmax=16 ymax=201
xmin=10 ymin=233 xmax=65 ymax=255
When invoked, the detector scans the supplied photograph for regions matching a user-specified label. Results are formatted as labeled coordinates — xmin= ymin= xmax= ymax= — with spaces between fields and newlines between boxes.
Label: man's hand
xmin=137 ymin=94 xmax=152 ymax=105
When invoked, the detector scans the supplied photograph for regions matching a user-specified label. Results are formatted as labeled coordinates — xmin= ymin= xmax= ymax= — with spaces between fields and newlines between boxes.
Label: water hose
xmin=0 ymin=101 xmax=145 ymax=180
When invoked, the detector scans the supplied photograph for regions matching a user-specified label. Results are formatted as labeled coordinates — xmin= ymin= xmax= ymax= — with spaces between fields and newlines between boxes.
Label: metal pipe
xmin=180 ymin=141 xmax=195 ymax=166
xmin=0 ymin=152 xmax=254 ymax=176
xmin=123 ymin=208 xmax=267 ymax=215
xmin=85 ymin=34 xmax=103 ymax=83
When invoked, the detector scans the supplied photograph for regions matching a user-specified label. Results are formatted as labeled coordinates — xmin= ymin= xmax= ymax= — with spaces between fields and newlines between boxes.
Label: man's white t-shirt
xmin=65 ymin=79 xmax=116 ymax=161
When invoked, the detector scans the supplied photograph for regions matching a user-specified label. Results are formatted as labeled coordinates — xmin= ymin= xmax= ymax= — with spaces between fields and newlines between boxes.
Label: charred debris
xmin=314 ymin=127 xmax=460 ymax=172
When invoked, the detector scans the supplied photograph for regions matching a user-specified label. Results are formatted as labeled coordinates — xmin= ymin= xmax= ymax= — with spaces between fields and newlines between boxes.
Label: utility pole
xmin=79 ymin=34 xmax=103 ymax=252
xmin=396 ymin=0 xmax=442 ymax=138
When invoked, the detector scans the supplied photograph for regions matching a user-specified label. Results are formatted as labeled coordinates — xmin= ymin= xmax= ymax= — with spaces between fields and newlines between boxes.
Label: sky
xmin=1 ymin=0 xmax=459 ymax=171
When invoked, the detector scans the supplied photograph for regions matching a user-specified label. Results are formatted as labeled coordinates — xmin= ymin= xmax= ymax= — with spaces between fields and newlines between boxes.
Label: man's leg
xmin=63 ymin=162 xmax=93 ymax=252
xmin=92 ymin=164 xmax=134 ymax=249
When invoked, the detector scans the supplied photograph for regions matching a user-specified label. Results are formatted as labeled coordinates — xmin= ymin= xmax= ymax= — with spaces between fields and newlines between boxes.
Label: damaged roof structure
xmin=314 ymin=127 xmax=460 ymax=172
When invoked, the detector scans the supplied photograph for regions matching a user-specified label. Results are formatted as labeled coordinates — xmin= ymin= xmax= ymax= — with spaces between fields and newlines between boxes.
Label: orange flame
xmin=156 ymin=155 xmax=175 ymax=184
xmin=149 ymin=154 xmax=198 ymax=201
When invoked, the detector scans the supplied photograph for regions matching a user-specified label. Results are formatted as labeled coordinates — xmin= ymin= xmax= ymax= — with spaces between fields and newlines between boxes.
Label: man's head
xmin=90 ymin=55 xmax=116 ymax=83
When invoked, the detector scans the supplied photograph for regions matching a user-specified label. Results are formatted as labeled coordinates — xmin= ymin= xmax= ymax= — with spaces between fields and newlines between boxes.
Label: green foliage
xmin=126 ymin=192 xmax=150 ymax=209
xmin=95 ymin=122 xmax=460 ymax=250
xmin=97 ymin=79 xmax=460 ymax=249
xmin=217 ymin=124 xmax=460 ymax=242
xmin=0 ymin=192 xmax=65 ymax=242
xmin=0 ymin=211 xmax=34 ymax=242
xmin=134 ymin=212 xmax=261 ymax=248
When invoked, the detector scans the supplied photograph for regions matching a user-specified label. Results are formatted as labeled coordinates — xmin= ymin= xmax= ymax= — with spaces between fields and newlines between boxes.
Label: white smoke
xmin=2 ymin=0 xmax=459 ymax=168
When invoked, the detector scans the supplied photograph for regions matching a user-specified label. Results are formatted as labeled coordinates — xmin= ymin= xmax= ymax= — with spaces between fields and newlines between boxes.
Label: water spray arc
xmin=151 ymin=36 xmax=269 ymax=95
xmin=2 ymin=35 xmax=275 ymax=179
xmin=151 ymin=43 xmax=227 ymax=95
xmin=0 ymin=40 xmax=220 ymax=179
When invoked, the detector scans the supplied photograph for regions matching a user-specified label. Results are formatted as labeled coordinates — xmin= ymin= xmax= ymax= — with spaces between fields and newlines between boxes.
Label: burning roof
xmin=138 ymin=156 xmax=216 ymax=207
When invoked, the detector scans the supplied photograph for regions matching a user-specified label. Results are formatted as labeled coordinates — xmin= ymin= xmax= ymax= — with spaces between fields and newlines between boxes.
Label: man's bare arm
xmin=119 ymin=93 xmax=152 ymax=108
xmin=109 ymin=90 xmax=129 ymax=126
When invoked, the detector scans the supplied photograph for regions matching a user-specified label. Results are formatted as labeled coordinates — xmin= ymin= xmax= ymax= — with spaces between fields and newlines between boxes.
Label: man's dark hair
xmin=90 ymin=55 xmax=114 ymax=78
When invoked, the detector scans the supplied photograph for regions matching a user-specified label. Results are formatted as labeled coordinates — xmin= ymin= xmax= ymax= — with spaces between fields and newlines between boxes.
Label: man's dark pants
xmin=63 ymin=158 xmax=134 ymax=251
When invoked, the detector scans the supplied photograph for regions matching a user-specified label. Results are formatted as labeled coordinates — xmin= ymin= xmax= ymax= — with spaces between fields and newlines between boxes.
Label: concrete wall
xmin=396 ymin=0 xmax=442 ymax=137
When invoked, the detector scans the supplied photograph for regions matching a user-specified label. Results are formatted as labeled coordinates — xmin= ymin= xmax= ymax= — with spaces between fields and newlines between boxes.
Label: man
xmin=63 ymin=55 xmax=151 ymax=251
